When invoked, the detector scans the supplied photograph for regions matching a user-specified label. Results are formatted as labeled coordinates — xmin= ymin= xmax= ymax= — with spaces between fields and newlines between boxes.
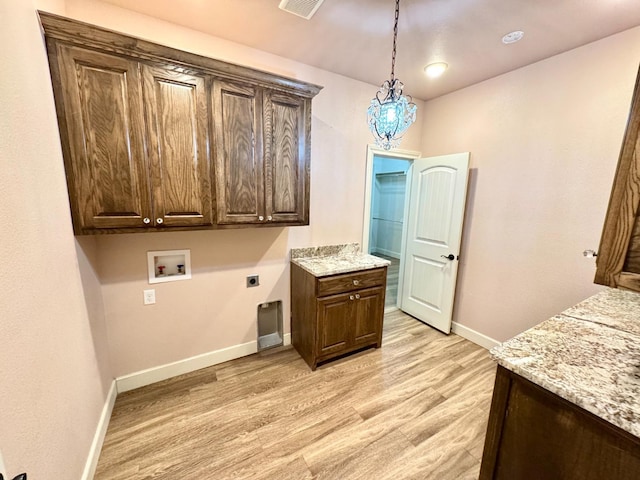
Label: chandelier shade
xmin=368 ymin=0 xmax=417 ymax=150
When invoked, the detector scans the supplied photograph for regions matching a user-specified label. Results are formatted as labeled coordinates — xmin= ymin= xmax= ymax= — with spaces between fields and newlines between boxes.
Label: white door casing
xmin=399 ymin=153 xmax=470 ymax=333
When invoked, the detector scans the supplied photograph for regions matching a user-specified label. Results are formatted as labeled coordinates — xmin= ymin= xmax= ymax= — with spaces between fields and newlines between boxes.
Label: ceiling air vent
xmin=278 ymin=0 xmax=325 ymax=20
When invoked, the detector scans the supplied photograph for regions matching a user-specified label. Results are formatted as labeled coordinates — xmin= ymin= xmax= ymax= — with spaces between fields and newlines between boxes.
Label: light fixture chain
xmin=390 ymin=0 xmax=400 ymax=81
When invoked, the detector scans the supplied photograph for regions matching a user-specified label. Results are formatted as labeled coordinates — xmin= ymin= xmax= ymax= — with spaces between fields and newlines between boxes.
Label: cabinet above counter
xmin=39 ymin=12 xmax=322 ymax=235
xmin=595 ymin=67 xmax=640 ymax=292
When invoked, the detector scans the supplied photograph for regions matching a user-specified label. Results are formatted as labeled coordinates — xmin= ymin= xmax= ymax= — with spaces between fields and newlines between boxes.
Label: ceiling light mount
xmin=367 ymin=0 xmax=417 ymax=151
xmin=502 ymin=30 xmax=524 ymax=44
xmin=424 ymin=62 xmax=448 ymax=78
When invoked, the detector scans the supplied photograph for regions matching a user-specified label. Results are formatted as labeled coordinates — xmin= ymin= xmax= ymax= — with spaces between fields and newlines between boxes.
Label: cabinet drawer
xmin=317 ymin=268 xmax=386 ymax=297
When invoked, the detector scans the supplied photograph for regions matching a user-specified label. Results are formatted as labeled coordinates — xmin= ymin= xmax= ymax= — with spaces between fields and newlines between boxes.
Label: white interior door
xmin=399 ymin=153 xmax=470 ymax=333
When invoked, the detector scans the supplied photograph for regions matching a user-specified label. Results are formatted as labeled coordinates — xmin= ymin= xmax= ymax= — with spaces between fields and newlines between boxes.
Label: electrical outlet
xmin=143 ymin=289 xmax=156 ymax=305
xmin=246 ymin=274 xmax=259 ymax=288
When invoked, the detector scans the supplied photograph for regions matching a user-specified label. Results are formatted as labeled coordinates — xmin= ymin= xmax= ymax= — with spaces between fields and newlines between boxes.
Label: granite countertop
xmin=491 ymin=288 xmax=640 ymax=437
xmin=290 ymin=243 xmax=391 ymax=277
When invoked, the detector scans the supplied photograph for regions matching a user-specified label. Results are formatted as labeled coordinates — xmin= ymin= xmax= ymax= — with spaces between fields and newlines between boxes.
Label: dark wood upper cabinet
xmin=213 ymin=80 xmax=264 ymax=224
xmin=142 ymin=66 xmax=212 ymax=228
xmin=39 ymin=11 xmax=322 ymax=234
xmin=264 ymin=91 xmax=309 ymax=224
xmin=595 ymin=67 xmax=640 ymax=292
xmin=55 ymin=45 xmax=151 ymax=230
xmin=213 ymin=82 xmax=311 ymax=226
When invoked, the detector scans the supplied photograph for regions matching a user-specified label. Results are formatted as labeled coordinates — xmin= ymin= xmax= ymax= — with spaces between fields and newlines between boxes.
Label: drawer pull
xmin=355 ymin=293 xmax=360 ymax=299
xmin=349 ymin=295 xmax=355 ymax=300
xmin=353 ymin=279 xmax=360 ymax=286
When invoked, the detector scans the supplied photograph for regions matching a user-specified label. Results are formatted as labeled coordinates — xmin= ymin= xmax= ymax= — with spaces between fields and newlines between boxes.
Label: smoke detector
xmin=278 ymin=0 xmax=325 ymax=20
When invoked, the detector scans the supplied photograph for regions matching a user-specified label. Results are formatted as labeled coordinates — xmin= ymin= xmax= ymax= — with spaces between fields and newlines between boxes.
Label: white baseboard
xmin=116 ymin=334 xmax=293 ymax=393
xmin=82 ymin=380 xmax=117 ymax=480
xmin=116 ymin=340 xmax=258 ymax=393
xmin=451 ymin=321 xmax=500 ymax=350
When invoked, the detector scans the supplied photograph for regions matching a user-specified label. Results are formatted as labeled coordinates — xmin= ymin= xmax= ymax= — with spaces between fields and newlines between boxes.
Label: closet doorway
xmin=362 ymin=146 xmax=420 ymax=311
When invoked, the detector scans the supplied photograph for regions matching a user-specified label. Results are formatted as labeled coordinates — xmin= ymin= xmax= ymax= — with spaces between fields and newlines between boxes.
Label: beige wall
xmin=420 ymin=26 xmax=640 ymax=341
xmin=0 ymin=0 xmax=112 ymax=477
xmin=58 ymin=0 xmax=425 ymax=377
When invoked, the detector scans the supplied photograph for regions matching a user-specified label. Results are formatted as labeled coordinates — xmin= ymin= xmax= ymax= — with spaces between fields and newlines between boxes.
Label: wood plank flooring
xmin=95 ymin=311 xmax=496 ymax=479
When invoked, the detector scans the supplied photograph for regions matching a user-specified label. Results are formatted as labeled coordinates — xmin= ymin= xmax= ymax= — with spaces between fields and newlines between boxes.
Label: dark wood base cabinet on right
xmin=479 ymin=365 xmax=640 ymax=480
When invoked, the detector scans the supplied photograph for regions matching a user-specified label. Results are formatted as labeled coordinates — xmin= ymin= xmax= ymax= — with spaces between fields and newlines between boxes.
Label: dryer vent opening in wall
xmin=278 ymin=0 xmax=325 ymax=19
xmin=257 ymin=301 xmax=283 ymax=351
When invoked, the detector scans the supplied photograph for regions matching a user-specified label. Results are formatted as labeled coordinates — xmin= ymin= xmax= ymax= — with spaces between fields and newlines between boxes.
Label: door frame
xmin=361 ymin=145 xmax=421 ymax=255
xmin=362 ymin=144 xmax=421 ymax=311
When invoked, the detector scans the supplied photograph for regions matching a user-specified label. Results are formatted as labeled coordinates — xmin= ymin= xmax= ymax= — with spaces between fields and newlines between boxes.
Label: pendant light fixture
xmin=367 ymin=0 xmax=417 ymax=150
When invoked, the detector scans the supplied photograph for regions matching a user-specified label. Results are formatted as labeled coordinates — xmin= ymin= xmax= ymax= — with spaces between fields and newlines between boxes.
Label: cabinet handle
xmin=156 ymin=218 xmax=164 ymax=225
xmin=143 ymin=217 xmax=151 ymax=224
xmin=352 ymin=279 xmax=360 ymax=286
xmin=349 ymin=295 xmax=355 ymax=301
xmin=259 ymin=215 xmax=264 ymax=221
xmin=355 ymin=293 xmax=361 ymax=300
xmin=267 ymin=215 xmax=273 ymax=221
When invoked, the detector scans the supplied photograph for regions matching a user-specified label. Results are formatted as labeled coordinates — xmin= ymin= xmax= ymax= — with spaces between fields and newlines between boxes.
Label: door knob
xmin=441 ymin=254 xmax=455 ymax=261
xmin=156 ymin=218 xmax=163 ymax=225
xmin=143 ymin=217 xmax=151 ymax=224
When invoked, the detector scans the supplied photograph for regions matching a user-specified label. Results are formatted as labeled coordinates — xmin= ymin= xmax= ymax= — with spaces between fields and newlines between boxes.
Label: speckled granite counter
xmin=290 ymin=243 xmax=390 ymax=277
xmin=491 ymin=288 xmax=640 ymax=437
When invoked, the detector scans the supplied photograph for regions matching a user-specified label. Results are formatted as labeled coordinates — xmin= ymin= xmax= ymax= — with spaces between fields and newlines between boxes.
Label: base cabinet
xmin=480 ymin=365 xmax=640 ymax=480
xmin=291 ymin=263 xmax=386 ymax=370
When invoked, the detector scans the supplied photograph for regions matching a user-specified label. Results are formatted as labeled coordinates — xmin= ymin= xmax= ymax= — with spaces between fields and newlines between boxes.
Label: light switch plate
xmin=143 ymin=289 xmax=156 ymax=305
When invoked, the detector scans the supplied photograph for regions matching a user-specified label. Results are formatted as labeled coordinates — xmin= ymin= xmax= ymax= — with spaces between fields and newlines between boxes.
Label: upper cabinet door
xmin=595 ymin=66 xmax=640 ymax=293
xmin=142 ymin=66 xmax=212 ymax=227
xmin=264 ymin=92 xmax=309 ymax=224
xmin=213 ymin=80 xmax=264 ymax=224
xmin=56 ymin=45 xmax=151 ymax=231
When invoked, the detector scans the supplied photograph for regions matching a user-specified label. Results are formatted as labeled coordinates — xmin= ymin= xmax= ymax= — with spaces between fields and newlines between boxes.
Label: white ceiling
xmin=99 ymin=0 xmax=640 ymax=101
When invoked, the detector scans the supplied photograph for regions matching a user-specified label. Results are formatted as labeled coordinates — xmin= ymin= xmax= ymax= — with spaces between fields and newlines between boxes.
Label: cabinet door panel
xmin=317 ymin=294 xmax=352 ymax=356
xmin=264 ymin=92 xmax=308 ymax=223
xmin=57 ymin=45 xmax=150 ymax=230
xmin=143 ymin=66 xmax=212 ymax=227
xmin=352 ymin=287 xmax=385 ymax=346
xmin=213 ymin=81 xmax=264 ymax=224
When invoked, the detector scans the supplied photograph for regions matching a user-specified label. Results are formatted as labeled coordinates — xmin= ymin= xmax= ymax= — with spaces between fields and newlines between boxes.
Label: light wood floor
xmin=95 ymin=311 xmax=496 ymax=479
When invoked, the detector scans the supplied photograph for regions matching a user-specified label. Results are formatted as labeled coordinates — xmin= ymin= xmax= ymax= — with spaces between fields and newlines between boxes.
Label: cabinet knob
xmin=259 ymin=215 xmax=264 ymax=221
xmin=156 ymin=218 xmax=164 ymax=225
xmin=352 ymin=279 xmax=360 ymax=286
xmin=349 ymin=295 xmax=355 ymax=301
xmin=267 ymin=215 xmax=273 ymax=221
xmin=355 ymin=293 xmax=361 ymax=300
xmin=143 ymin=217 xmax=151 ymax=224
